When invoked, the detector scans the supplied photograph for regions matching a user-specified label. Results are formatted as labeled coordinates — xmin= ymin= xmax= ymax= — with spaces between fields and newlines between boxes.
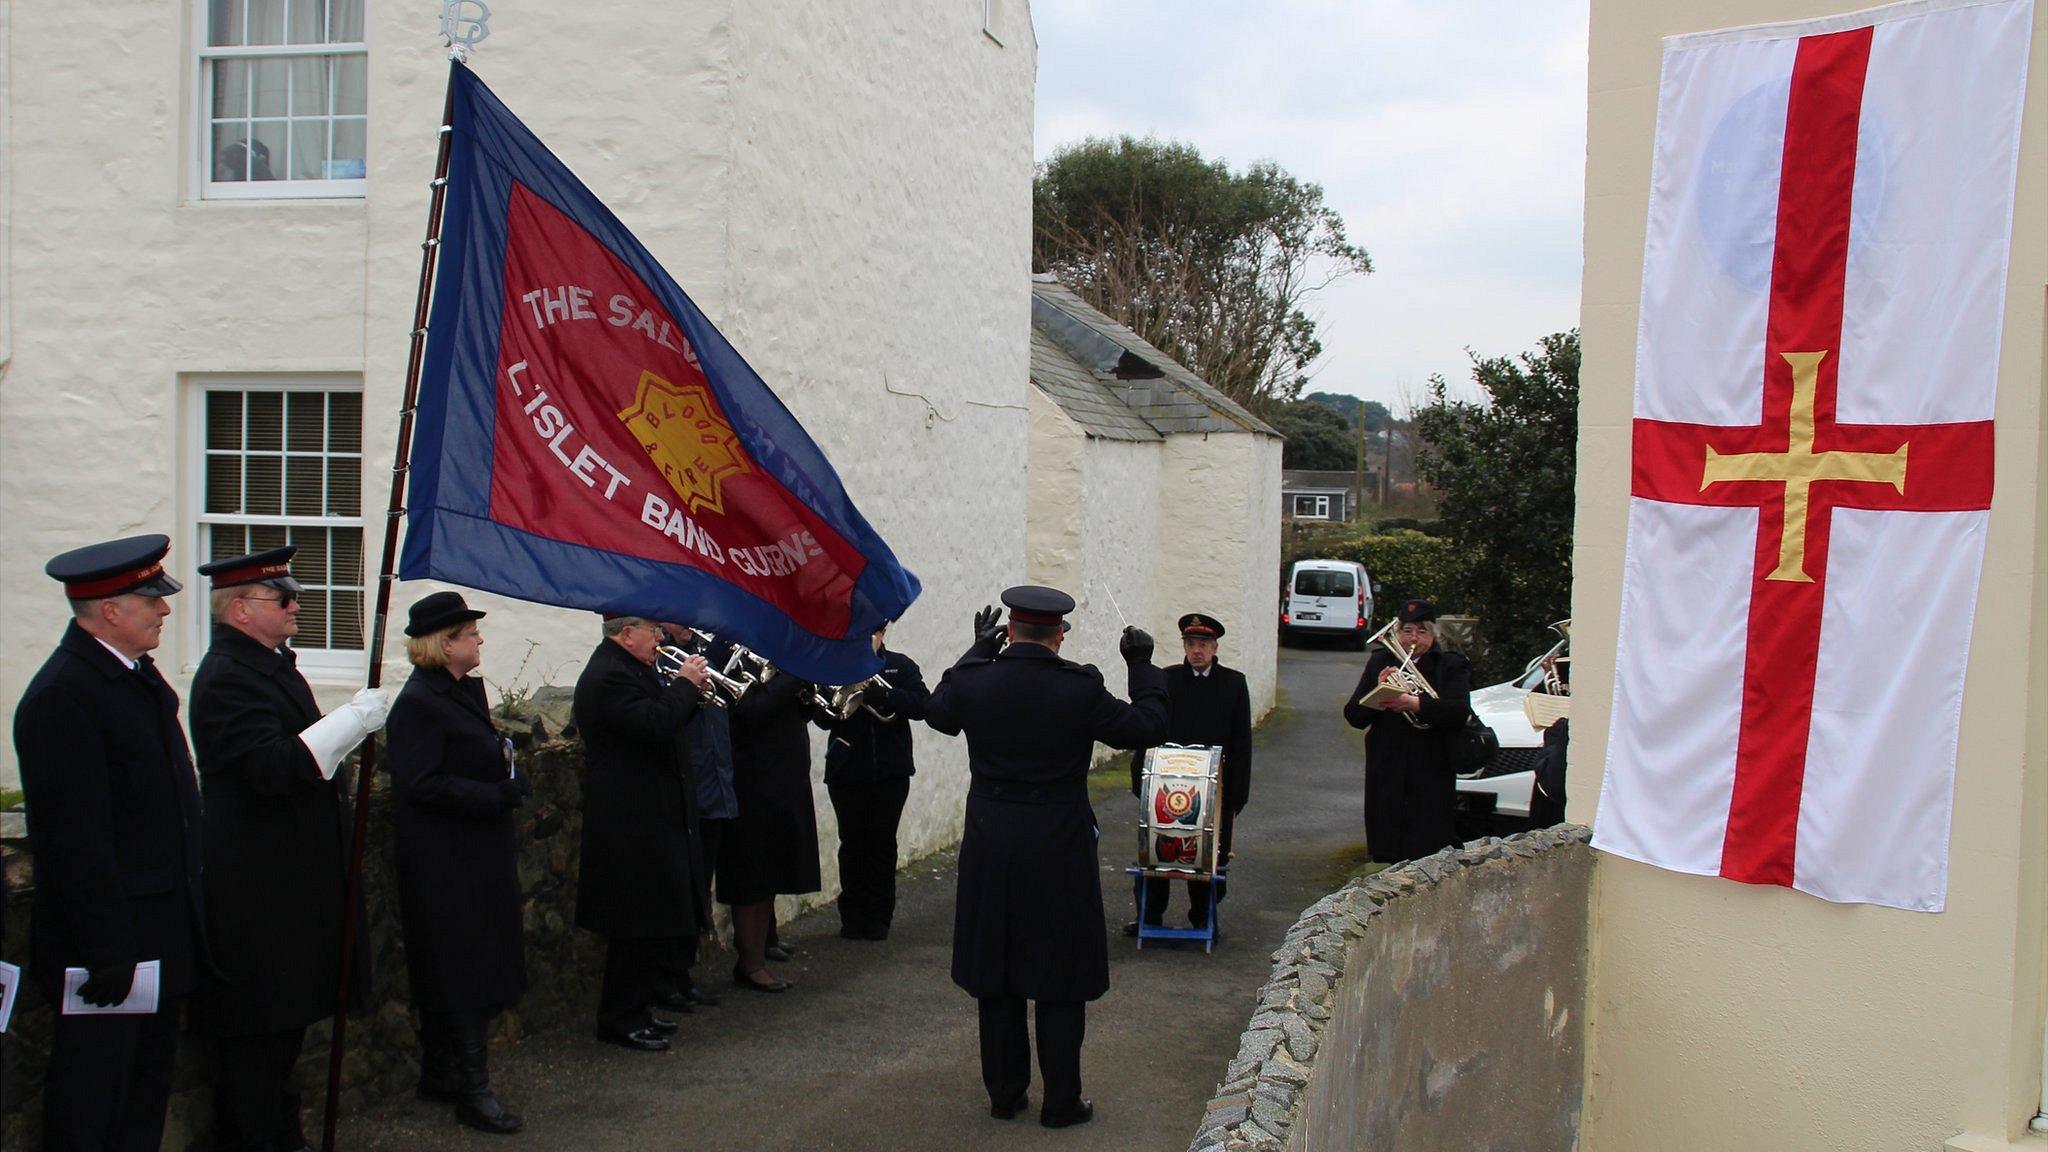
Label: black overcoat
xmin=1342 ymin=647 xmax=1472 ymax=863
xmin=819 ymin=648 xmax=930 ymax=785
xmin=925 ymin=643 xmax=1168 ymax=1002
xmin=718 ymin=671 xmax=823 ymax=905
xmin=12 ymin=623 xmax=206 ymax=999
xmin=1129 ymin=661 xmax=1254 ymax=859
xmin=189 ymin=623 xmax=362 ymax=1036
xmin=572 ymin=639 xmax=709 ymax=940
xmin=386 ymin=667 xmax=528 ymax=1013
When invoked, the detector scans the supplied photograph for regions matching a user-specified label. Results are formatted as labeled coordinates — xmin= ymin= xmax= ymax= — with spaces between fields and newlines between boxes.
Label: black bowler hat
xmin=1000 ymin=585 xmax=1075 ymax=627
xmin=1396 ymin=599 xmax=1439 ymax=623
xmin=1178 ymin=613 xmax=1225 ymax=640
xmin=199 ymin=545 xmax=303 ymax=595
xmin=406 ymin=591 xmax=487 ymax=638
xmin=46 ymin=534 xmax=183 ymax=599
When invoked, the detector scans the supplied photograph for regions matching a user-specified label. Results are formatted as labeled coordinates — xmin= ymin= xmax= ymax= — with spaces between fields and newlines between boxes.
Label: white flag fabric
xmin=1594 ymin=0 xmax=2032 ymax=912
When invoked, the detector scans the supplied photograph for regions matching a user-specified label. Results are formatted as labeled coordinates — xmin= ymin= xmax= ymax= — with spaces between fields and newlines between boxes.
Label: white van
xmin=1281 ymin=559 xmax=1373 ymax=648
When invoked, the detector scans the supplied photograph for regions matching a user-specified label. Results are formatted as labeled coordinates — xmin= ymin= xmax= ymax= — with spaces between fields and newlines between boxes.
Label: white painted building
xmin=0 ymin=0 xmax=1039 ymax=892
xmin=1024 ymin=276 xmax=1284 ymax=720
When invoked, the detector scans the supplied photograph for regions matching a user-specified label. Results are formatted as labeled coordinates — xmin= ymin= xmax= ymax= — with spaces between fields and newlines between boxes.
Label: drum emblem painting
xmin=1139 ymin=745 xmax=1222 ymax=875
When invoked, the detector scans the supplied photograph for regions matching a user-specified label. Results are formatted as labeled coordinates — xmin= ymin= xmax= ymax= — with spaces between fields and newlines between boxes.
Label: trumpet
xmin=811 ymin=674 xmax=896 ymax=722
xmin=654 ymin=643 xmax=755 ymax=708
xmin=1364 ymin=618 xmax=1439 ymax=729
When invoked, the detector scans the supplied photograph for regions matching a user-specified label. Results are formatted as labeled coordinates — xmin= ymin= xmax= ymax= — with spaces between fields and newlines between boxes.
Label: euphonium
xmin=1364 ymin=618 xmax=1439 ymax=729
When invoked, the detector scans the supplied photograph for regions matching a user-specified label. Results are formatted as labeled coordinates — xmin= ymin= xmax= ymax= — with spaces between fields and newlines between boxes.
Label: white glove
xmin=297 ymin=688 xmax=393 ymax=781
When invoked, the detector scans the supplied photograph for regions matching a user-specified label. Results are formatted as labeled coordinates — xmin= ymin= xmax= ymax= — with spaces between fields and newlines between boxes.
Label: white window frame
xmin=183 ymin=375 xmax=370 ymax=678
xmin=191 ymin=0 xmax=369 ymax=202
xmin=1291 ymin=493 xmax=1333 ymax=520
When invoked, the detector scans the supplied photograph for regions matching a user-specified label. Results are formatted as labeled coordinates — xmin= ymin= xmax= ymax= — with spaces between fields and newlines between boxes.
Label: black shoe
xmin=1041 ymin=1099 xmax=1094 ymax=1129
xmin=732 ymin=966 xmax=794 ymax=993
xmin=1123 ymin=920 xmax=1161 ymax=937
xmin=684 ymin=984 xmax=722 ymax=1008
xmin=763 ymin=942 xmax=797 ymax=962
xmin=990 ymin=1092 xmax=1029 ymax=1120
xmin=452 ymin=1032 xmax=524 ymax=1134
xmin=646 ymin=1014 xmax=681 ymax=1036
xmin=596 ymin=1025 xmax=671 ymax=1052
xmin=456 ymin=1096 xmax=523 ymax=1135
xmin=651 ymin=991 xmax=697 ymax=1013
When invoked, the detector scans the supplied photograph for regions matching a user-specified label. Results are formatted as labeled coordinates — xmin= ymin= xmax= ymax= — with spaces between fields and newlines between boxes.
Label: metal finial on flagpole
xmin=440 ymin=0 xmax=490 ymax=62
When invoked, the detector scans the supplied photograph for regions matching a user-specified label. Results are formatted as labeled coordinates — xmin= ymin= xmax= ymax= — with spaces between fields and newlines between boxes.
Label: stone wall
xmin=0 ymin=736 xmax=604 ymax=1151
xmin=1191 ymin=826 xmax=1592 ymax=1152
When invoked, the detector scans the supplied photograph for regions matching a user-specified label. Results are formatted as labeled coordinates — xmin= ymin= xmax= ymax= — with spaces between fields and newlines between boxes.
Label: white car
xmin=1454 ymin=635 xmax=1568 ymax=834
xmin=1280 ymin=559 xmax=1374 ymax=648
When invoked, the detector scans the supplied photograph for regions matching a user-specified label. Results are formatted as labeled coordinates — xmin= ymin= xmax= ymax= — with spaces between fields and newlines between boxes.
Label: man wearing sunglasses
xmin=188 ymin=545 xmax=390 ymax=1152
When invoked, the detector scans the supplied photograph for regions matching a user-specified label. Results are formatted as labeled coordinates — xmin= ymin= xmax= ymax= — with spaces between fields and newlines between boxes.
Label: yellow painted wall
xmin=1574 ymin=1 xmax=2048 ymax=1148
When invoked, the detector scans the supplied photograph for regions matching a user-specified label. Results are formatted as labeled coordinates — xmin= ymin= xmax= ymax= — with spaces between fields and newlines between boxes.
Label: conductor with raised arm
xmin=924 ymin=585 xmax=1168 ymax=1130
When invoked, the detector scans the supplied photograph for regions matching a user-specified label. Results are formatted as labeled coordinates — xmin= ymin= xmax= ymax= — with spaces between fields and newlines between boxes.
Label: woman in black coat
xmin=386 ymin=592 xmax=527 ymax=1135
xmin=1342 ymin=600 xmax=1473 ymax=863
xmin=720 ymin=669 xmax=824 ymax=991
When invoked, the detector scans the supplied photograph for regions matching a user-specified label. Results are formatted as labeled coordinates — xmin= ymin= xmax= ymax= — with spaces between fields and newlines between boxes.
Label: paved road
xmin=342 ymin=644 xmax=1372 ymax=1151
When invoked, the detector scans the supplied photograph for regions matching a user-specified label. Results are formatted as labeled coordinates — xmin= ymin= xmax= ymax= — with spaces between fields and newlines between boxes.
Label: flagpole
xmin=318 ymin=56 xmax=462 ymax=1152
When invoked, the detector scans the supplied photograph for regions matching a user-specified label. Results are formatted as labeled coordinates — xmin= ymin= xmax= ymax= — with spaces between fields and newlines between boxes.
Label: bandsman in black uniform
xmin=1342 ymin=598 xmax=1473 ymax=863
xmin=13 ymin=535 xmax=205 ymax=1151
xmin=572 ymin=614 xmax=711 ymax=1052
xmin=817 ymin=621 xmax=930 ymax=941
xmin=1126 ymin=612 xmax=1253 ymax=935
xmin=924 ymin=586 xmax=1168 ymax=1129
xmin=188 ymin=546 xmax=390 ymax=1152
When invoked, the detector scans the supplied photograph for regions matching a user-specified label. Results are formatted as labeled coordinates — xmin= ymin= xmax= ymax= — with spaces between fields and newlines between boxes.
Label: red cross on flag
xmin=1594 ymin=0 xmax=2033 ymax=912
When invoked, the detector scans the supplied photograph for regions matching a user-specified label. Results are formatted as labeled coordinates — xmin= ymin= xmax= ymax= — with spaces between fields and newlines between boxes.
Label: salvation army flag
xmin=1593 ymin=0 xmax=2032 ymax=911
xmin=401 ymin=64 xmax=920 ymax=686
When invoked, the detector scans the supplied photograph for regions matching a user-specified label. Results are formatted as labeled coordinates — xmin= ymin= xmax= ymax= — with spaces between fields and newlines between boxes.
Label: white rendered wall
xmin=1151 ymin=433 xmax=1283 ymax=721
xmin=0 ymin=0 xmax=1041 ymax=928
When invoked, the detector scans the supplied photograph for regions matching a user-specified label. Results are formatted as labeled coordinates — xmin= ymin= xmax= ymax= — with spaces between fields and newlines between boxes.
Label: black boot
xmin=417 ymin=1014 xmax=461 ymax=1104
xmin=453 ymin=1019 xmax=522 ymax=1135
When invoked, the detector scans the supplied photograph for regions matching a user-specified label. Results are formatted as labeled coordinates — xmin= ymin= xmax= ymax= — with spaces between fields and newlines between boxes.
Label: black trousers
xmin=977 ymin=997 xmax=1085 ymax=1112
xmin=599 ymin=935 xmax=677 ymax=1035
xmin=1141 ymin=812 xmax=1235 ymax=926
xmin=828 ymin=778 xmax=910 ymax=934
xmin=663 ymin=820 xmax=726 ymax=995
xmin=214 ymin=1026 xmax=309 ymax=1152
xmin=43 ymin=993 xmax=184 ymax=1152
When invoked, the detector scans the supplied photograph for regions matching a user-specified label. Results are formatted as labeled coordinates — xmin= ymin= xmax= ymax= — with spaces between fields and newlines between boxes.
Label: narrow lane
xmin=344 ymin=644 xmax=1372 ymax=1151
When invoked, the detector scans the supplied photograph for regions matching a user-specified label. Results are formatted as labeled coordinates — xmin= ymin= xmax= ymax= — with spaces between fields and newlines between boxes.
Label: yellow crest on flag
xmin=618 ymin=370 xmax=752 ymax=517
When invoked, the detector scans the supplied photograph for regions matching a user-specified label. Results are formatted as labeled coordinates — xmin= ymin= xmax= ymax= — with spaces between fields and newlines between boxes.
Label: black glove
xmin=79 ymin=958 xmax=137 ymax=1007
xmin=971 ymin=605 xmax=1006 ymax=655
xmin=1119 ymin=626 xmax=1155 ymax=664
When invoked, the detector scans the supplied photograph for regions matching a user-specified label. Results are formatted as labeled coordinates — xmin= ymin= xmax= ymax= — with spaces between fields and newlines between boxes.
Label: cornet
xmin=654 ymin=643 xmax=755 ymax=708
xmin=1364 ymin=618 xmax=1439 ymax=729
xmin=811 ymin=674 xmax=896 ymax=722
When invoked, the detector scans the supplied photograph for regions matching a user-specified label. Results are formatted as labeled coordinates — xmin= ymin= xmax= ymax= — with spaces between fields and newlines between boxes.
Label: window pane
xmin=288 ymin=120 xmax=328 ymax=181
xmin=209 ymin=0 xmax=246 ymax=46
xmin=287 ymin=391 xmax=324 ymax=452
xmin=328 ymin=391 xmax=362 ymax=452
xmin=246 ymin=0 xmax=287 ymax=45
xmin=330 ymin=119 xmax=366 ymax=179
xmin=331 ymin=528 xmax=364 ymax=586
xmin=288 ymin=0 xmax=328 ymax=44
xmin=296 ymin=588 xmax=330 ymax=648
xmin=207 ymin=391 xmax=244 ymax=450
xmin=246 ymin=455 xmax=283 ymax=515
xmin=286 ymin=457 xmax=324 ymax=515
xmin=326 ymin=457 xmax=361 ymax=515
xmin=331 ymin=0 xmax=363 ymax=41
xmin=334 ymin=55 xmax=366 ymax=117
xmin=250 ymin=523 xmax=290 ymax=553
xmin=212 ymin=123 xmax=274 ymax=182
xmin=211 ymin=59 xmax=249 ymax=118
xmin=246 ymin=391 xmax=283 ymax=450
xmin=210 ymin=525 xmax=249 ymax=562
xmin=331 ymin=582 xmax=365 ymax=649
xmin=251 ymin=58 xmax=289 ymax=118
xmin=206 ymin=455 xmax=243 ymax=514
xmin=291 ymin=526 xmax=330 ymax=581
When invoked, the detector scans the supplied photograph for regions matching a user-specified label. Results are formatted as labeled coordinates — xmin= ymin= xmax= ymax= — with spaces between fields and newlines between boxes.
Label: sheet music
xmin=61 ymin=959 xmax=161 ymax=1015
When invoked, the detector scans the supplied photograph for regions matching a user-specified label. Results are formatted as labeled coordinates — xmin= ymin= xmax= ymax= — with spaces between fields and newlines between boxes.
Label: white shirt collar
xmin=95 ymin=636 xmax=138 ymax=671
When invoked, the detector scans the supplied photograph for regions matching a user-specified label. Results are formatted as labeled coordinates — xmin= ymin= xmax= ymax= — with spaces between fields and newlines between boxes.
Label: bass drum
xmin=1137 ymin=744 xmax=1223 ymax=877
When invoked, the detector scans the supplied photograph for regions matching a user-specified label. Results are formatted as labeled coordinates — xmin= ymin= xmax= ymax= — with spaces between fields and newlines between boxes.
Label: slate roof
xmin=1028 ymin=275 xmax=1280 ymax=441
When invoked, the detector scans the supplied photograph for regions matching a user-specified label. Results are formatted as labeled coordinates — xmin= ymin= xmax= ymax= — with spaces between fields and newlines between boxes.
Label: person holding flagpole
xmin=188 ymin=545 xmax=390 ymax=1152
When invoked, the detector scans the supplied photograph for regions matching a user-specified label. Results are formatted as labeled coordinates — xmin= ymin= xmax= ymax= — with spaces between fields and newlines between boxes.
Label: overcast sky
xmin=1030 ymin=0 xmax=1590 ymax=413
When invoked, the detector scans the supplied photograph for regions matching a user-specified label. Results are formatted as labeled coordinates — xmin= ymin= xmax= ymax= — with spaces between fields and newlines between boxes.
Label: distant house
xmin=1025 ymin=275 xmax=1284 ymax=717
xmin=1281 ymin=469 xmax=1379 ymax=524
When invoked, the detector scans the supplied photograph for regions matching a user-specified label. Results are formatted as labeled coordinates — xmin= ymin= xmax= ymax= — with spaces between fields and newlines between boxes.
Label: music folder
xmin=1355 ymin=682 xmax=1407 ymax=709
xmin=61 ymin=959 xmax=161 ymax=1015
